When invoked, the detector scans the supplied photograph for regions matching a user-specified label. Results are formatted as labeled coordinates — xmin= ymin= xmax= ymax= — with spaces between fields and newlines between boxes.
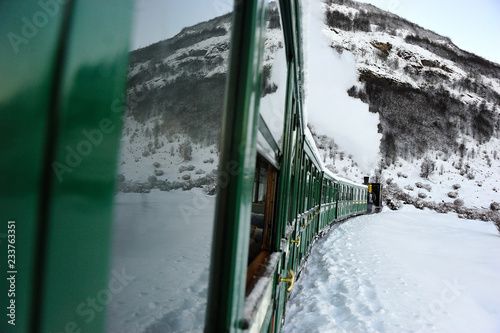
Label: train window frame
xmin=246 ymin=154 xmax=278 ymax=294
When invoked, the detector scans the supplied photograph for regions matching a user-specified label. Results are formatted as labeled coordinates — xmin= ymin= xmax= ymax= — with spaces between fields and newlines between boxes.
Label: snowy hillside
xmin=116 ymin=3 xmax=284 ymax=192
xmin=302 ymin=0 xmax=500 ymax=223
xmin=321 ymin=0 xmax=500 ymax=163
xmin=310 ymin=127 xmax=500 ymax=218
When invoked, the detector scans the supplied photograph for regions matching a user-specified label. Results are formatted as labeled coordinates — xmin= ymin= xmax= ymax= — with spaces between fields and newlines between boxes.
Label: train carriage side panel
xmin=0 ymin=2 xmax=70 ymax=331
xmin=0 ymin=1 xmax=134 ymax=332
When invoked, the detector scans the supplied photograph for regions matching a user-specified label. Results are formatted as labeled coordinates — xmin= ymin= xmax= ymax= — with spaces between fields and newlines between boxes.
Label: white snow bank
xmin=106 ymin=189 xmax=215 ymax=333
xmin=284 ymin=206 xmax=500 ymax=332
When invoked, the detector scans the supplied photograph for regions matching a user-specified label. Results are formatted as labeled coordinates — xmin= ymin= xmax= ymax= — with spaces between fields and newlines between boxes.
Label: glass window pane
xmin=258 ymin=1 xmax=287 ymax=154
xmin=106 ymin=2 xmax=233 ymax=332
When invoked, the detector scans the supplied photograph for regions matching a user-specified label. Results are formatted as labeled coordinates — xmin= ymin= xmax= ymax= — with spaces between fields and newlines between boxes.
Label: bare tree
xmin=420 ymin=156 xmax=435 ymax=179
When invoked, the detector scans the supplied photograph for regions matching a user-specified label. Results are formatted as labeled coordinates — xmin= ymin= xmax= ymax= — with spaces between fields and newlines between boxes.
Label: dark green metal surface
xmin=38 ymin=1 xmax=133 ymax=332
xmin=0 ymin=1 xmax=69 ymax=331
xmin=0 ymin=1 xmax=133 ymax=332
xmin=205 ymin=0 xmax=268 ymax=331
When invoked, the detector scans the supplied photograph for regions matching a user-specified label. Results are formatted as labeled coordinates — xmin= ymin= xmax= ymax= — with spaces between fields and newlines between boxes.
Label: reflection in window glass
xmin=106 ymin=2 xmax=233 ymax=332
xmin=258 ymin=1 xmax=287 ymax=154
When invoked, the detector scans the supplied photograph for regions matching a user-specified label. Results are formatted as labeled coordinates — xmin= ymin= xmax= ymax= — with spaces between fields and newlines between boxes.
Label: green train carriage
xmin=0 ymin=1 xmax=372 ymax=332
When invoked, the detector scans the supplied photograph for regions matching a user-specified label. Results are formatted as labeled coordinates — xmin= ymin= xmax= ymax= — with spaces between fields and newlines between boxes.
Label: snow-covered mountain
xmin=116 ymin=3 xmax=285 ymax=194
xmin=324 ymin=0 xmax=500 ymax=162
xmin=307 ymin=0 xmax=500 ymax=224
xmin=116 ymin=0 xmax=499 ymax=226
xmin=116 ymin=12 xmax=233 ymax=194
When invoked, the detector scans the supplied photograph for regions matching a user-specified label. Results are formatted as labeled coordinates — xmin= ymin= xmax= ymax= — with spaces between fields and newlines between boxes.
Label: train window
xmin=247 ymin=155 xmax=277 ymax=291
xmin=321 ymin=181 xmax=326 ymax=204
xmin=258 ymin=1 xmax=287 ymax=158
xmin=106 ymin=2 xmax=233 ymax=332
xmin=253 ymin=160 xmax=268 ymax=203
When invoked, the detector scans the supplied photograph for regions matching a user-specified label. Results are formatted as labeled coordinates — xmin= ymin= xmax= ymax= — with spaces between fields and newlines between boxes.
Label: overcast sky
xmin=355 ymin=0 xmax=500 ymax=64
xmin=130 ymin=0 xmax=232 ymax=50
xmin=130 ymin=0 xmax=500 ymax=64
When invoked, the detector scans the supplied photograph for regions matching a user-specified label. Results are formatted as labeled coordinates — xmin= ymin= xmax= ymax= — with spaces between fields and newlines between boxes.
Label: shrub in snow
xmin=452 ymin=184 xmax=461 ymax=190
xmin=414 ymin=199 xmax=425 ymax=210
xmin=415 ymin=182 xmax=432 ymax=192
xmin=203 ymin=183 xmax=217 ymax=195
xmin=154 ymin=169 xmax=164 ymax=176
xmin=182 ymin=175 xmax=191 ymax=181
xmin=404 ymin=185 xmax=414 ymax=191
xmin=148 ymin=175 xmax=157 ymax=185
xmin=447 ymin=191 xmax=458 ymax=199
xmin=385 ymin=198 xmax=403 ymax=210
xmin=454 ymin=199 xmax=464 ymax=207
xmin=418 ymin=192 xmax=427 ymax=199
xmin=157 ymin=181 xmax=181 ymax=191
xmin=386 ymin=178 xmax=393 ymax=185
xmin=434 ymin=202 xmax=454 ymax=214
xmin=466 ymin=171 xmax=475 ymax=180
xmin=179 ymin=165 xmax=196 ymax=173
xmin=491 ymin=202 xmax=500 ymax=211
xmin=119 ymin=181 xmax=151 ymax=193
xmin=153 ymin=162 xmax=161 ymax=168
xmin=195 ymin=169 xmax=205 ymax=175
xmin=182 ymin=181 xmax=193 ymax=191
xmin=203 ymin=158 xmax=215 ymax=164
xmin=397 ymin=172 xmax=408 ymax=178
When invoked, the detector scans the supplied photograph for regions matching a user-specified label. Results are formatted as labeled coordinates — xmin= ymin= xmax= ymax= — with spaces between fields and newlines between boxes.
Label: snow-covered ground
xmin=106 ymin=189 xmax=215 ymax=333
xmin=283 ymin=206 xmax=500 ymax=333
xmin=311 ymin=132 xmax=500 ymax=210
xmin=383 ymin=144 xmax=500 ymax=210
xmin=106 ymin=189 xmax=500 ymax=333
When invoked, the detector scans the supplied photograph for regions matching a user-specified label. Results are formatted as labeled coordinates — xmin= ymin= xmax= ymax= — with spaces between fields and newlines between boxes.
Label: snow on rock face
xmin=319 ymin=0 xmax=500 ymax=165
xmin=301 ymin=0 xmax=500 ymax=213
xmin=283 ymin=207 xmax=500 ymax=333
xmin=303 ymin=0 xmax=382 ymax=173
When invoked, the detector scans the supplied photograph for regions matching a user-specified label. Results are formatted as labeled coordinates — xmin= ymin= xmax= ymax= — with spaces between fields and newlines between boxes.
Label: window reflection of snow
xmin=107 ymin=1 xmax=231 ymax=332
xmin=259 ymin=4 xmax=287 ymax=153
